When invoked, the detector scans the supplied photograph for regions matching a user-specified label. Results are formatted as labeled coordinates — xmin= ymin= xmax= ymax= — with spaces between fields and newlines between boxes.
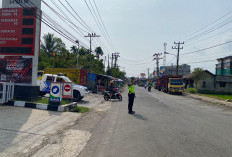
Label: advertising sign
xmin=1 ymin=0 xmax=42 ymax=86
xmin=0 ymin=8 xmax=37 ymax=55
xmin=140 ymin=73 xmax=146 ymax=78
xmin=49 ymin=83 xmax=62 ymax=102
xmin=62 ymin=82 xmax=73 ymax=99
xmin=0 ymin=56 xmax=32 ymax=83
xmin=3 ymin=0 xmax=41 ymax=9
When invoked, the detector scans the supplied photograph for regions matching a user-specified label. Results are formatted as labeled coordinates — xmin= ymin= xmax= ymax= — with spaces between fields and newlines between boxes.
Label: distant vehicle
xmin=137 ymin=78 xmax=147 ymax=87
xmin=156 ymin=75 xmax=184 ymax=94
xmin=37 ymin=74 xmax=89 ymax=101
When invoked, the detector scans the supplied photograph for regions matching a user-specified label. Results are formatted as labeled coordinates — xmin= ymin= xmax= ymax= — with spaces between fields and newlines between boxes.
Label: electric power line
xmin=181 ymin=9 xmax=232 ymax=41
xmin=182 ymin=40 xmax=232 ymax=55
xmin=84 ymin=0 xmax=114 ymax=53
xmin=92 ymin=0 xmax=117 ymax=51
xmin=184 ymin=26 xmax=232 ymax=47
xmin=20 ymin=1 xmax=85 ymax=47
xmin=185 ymin=17 xmax=232 ymax=43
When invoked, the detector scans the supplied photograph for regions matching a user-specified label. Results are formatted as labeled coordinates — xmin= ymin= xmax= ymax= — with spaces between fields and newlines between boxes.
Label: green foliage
xmin=75 ymin=106 xmax=89 ymax=113
xmin=39 ymin=33 xmax=126 ymax=78
xmin=200 ymin=94 xmax=232 ymax=101
xmin=78 ymin=47 xmax=89 ymax=56
xmin=39 ymin=34 xmax=105 ymax=73
xmin=40 ymin=33 xmax=58 ymax=55
xmin=106 ymin=68 xmax=126 ymax=80
xmin=187 ymin=88 xmax=198 ymax=94
xmin=70 ymin=45 xmax=79 ymax=54
xmin=95 ymin=47 xmax=103 ymax=60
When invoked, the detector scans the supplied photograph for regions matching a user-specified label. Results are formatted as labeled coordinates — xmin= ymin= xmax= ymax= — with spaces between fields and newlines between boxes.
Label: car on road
xmin=37 ymin=74 xmax=89 ymax=101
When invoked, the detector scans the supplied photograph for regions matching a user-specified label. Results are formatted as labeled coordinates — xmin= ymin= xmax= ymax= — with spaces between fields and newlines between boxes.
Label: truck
xmin=156 ymin=75 xmax=184 ymax=94
xmin=137 ymin=78 xmax=147 ymax=87
xmin=37 ymin=74 xmax=89 ymax=101
xmin=155 ymin=78 xmax=161 ymax=90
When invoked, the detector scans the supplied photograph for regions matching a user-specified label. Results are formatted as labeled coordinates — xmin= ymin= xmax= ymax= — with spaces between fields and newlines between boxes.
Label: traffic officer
xmin=128 ymin=77 xmax=136 ymax=114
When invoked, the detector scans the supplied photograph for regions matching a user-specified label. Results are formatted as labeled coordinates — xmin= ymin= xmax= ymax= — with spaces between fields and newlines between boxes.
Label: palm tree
xmin=70 ymin=45 xmax=79 ymax=54
xmin=41 ymin=33 xmax=58 ymax=55
xmin=95 ymin=47 xmax=103 ymax=60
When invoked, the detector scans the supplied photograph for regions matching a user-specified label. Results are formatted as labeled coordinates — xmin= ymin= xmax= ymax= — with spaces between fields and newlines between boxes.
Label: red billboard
xmin=0 ymin=56 xmax=32 ymax=83
xmin=140 ymin=73 xmax=146 ymax=77
xmin=0 ymin=8 xmax=37 ymax=55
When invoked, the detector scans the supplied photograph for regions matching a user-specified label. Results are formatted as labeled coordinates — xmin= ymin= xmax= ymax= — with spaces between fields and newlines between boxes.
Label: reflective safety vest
xmin=128 ymin=84 xmax=135 ymax=94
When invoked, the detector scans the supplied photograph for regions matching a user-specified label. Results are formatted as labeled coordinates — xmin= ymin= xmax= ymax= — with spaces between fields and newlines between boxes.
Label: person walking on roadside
xmin=128 ymin=77 xmax=136 ymax=114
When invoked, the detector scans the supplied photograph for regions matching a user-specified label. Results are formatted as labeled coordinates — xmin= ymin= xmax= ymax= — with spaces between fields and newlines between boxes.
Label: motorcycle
xmin=104 ymin=90 xmax=122 ymax=101
xmin=148 ymin=85 xmax=151 ymax=92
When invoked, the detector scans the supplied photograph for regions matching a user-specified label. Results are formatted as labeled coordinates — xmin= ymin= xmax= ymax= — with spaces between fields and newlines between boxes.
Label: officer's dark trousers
xmin=128 ymin=93 xmax=135 ymax=112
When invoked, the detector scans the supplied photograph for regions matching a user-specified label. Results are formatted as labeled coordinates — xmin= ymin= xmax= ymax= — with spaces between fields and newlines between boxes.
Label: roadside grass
xmin=199 ymin=94 xmax=232 ymax=101
xmin=14 ymin=97 xmax=73 ymax=105
xmin=74 ymin=106 xmax=89 ymax=113
xmin=185 ymin=88 xmax=232 ymax=101
xmin=186 ymin=88 xmax=198 ymax=94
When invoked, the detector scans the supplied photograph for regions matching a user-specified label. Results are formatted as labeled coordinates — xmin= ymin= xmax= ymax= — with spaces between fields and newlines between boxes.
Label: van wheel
xmin=73 ymin=90 xmax=81 ymax=102
xmin=40 ymin=92 xmax=46 ymax=96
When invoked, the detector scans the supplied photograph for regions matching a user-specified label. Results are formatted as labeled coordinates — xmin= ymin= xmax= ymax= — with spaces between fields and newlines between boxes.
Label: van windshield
xmin=170 ymin=79 xmax=183 ymax=85
xmin=63 ymin=77 xmax=72 ymax=83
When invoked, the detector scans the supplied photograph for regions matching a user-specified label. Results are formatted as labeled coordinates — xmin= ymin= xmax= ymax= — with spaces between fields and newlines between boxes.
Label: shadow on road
xmin=132 ymin=113 xmax=148 ymax=121
xmin=77 ymin=100 xmax=90 ymax=105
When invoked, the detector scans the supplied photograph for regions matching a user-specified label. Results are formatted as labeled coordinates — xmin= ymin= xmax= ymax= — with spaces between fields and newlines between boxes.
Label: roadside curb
xmin=3 ymin=100 xmax=77 ymax=112
xmin=185 ymin=93 xmax=232 ymax=107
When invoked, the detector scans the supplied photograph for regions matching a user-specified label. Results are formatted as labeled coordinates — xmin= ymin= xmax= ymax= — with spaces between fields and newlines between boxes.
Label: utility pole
xmin=153 ymin=53 xmax=162 ymax=77
xmin=147 ymin=68 xmax=150 ymax=79
xmin=172 ymin=41 xmax=184 ymax=75
xmin=104 ymin=56 xmax=106 ymax=70
xmin=84 ymin=33 xmax=100 ymax=72
xmin=163 ymin=43 xmax=167 ymax=66
xmin=108 ymin=54 xmax=110 ymax=69
xmin=111 ymin=53 xmax=114 ymax=68
xmin=114 ymin=52 xmax=120 ymax=68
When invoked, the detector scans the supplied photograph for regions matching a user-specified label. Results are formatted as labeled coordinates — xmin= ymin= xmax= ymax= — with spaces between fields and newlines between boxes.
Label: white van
xmin=37 ymin=74 xmax=89 ymax=101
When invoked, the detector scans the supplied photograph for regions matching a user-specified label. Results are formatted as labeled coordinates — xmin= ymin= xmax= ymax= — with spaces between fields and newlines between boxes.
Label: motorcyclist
xmin=148 ymin=80 xmax=152 ymax=91
xmin=109 ymin=80 xmax=116 ymax=100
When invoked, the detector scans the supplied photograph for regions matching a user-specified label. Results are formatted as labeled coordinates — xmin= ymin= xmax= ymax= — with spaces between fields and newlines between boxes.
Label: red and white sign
xmin=62 ymin=83 xmax=73 ymax=99
xmin=64 ymin=84 xmax=71 ymax=92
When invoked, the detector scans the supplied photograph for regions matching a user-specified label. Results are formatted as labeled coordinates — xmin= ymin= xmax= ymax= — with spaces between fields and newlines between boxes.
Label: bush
xmin=187 ymin=88 xmax=198 ymax=94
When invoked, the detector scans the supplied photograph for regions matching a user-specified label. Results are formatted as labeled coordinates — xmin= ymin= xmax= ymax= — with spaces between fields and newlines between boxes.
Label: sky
xmin=1 ymin=0 xmax=232 ymax=77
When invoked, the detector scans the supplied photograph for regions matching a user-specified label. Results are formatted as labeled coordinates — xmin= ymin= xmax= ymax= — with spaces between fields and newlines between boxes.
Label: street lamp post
xmin=164 ymin=52 xmax=178 ymax=75
xmin=75 ymin=40 xmax=80 ymax=69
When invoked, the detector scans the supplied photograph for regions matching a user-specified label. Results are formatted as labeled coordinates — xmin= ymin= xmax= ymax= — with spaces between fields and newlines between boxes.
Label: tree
xmin=78 ymin=47 xmax=89 ymax=56
xmin=106 ymin=67 xmax=126 ymax=80
xmin=70 ymin=45 xmax=79 ymax=54
xmin=95 ymin=47 xmax=103 ymax=60
xmin=190 ymin=68 xmax=206 ymax=89
xmin=40 ymin=33 xmax=58 ymax=55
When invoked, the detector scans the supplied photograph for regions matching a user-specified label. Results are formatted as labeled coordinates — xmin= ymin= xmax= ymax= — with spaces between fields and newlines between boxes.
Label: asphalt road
xmin=79 ymin=86 xmax=232 ymax=157
xmin=0 ymin=94 xmax=104 ymax=157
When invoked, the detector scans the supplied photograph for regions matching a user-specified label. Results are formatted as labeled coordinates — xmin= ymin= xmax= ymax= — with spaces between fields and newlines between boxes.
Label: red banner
xmin=0 ymin=56 xmax=32 ymax=83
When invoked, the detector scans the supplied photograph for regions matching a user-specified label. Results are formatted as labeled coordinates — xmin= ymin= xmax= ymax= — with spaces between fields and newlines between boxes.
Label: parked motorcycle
xmin=104 ymin=90 xmax=122 ymax=101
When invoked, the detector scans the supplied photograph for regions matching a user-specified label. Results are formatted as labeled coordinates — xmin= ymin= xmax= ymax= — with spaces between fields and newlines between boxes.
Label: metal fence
xmin=0 ymin=82 xmax=14 ymax=104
